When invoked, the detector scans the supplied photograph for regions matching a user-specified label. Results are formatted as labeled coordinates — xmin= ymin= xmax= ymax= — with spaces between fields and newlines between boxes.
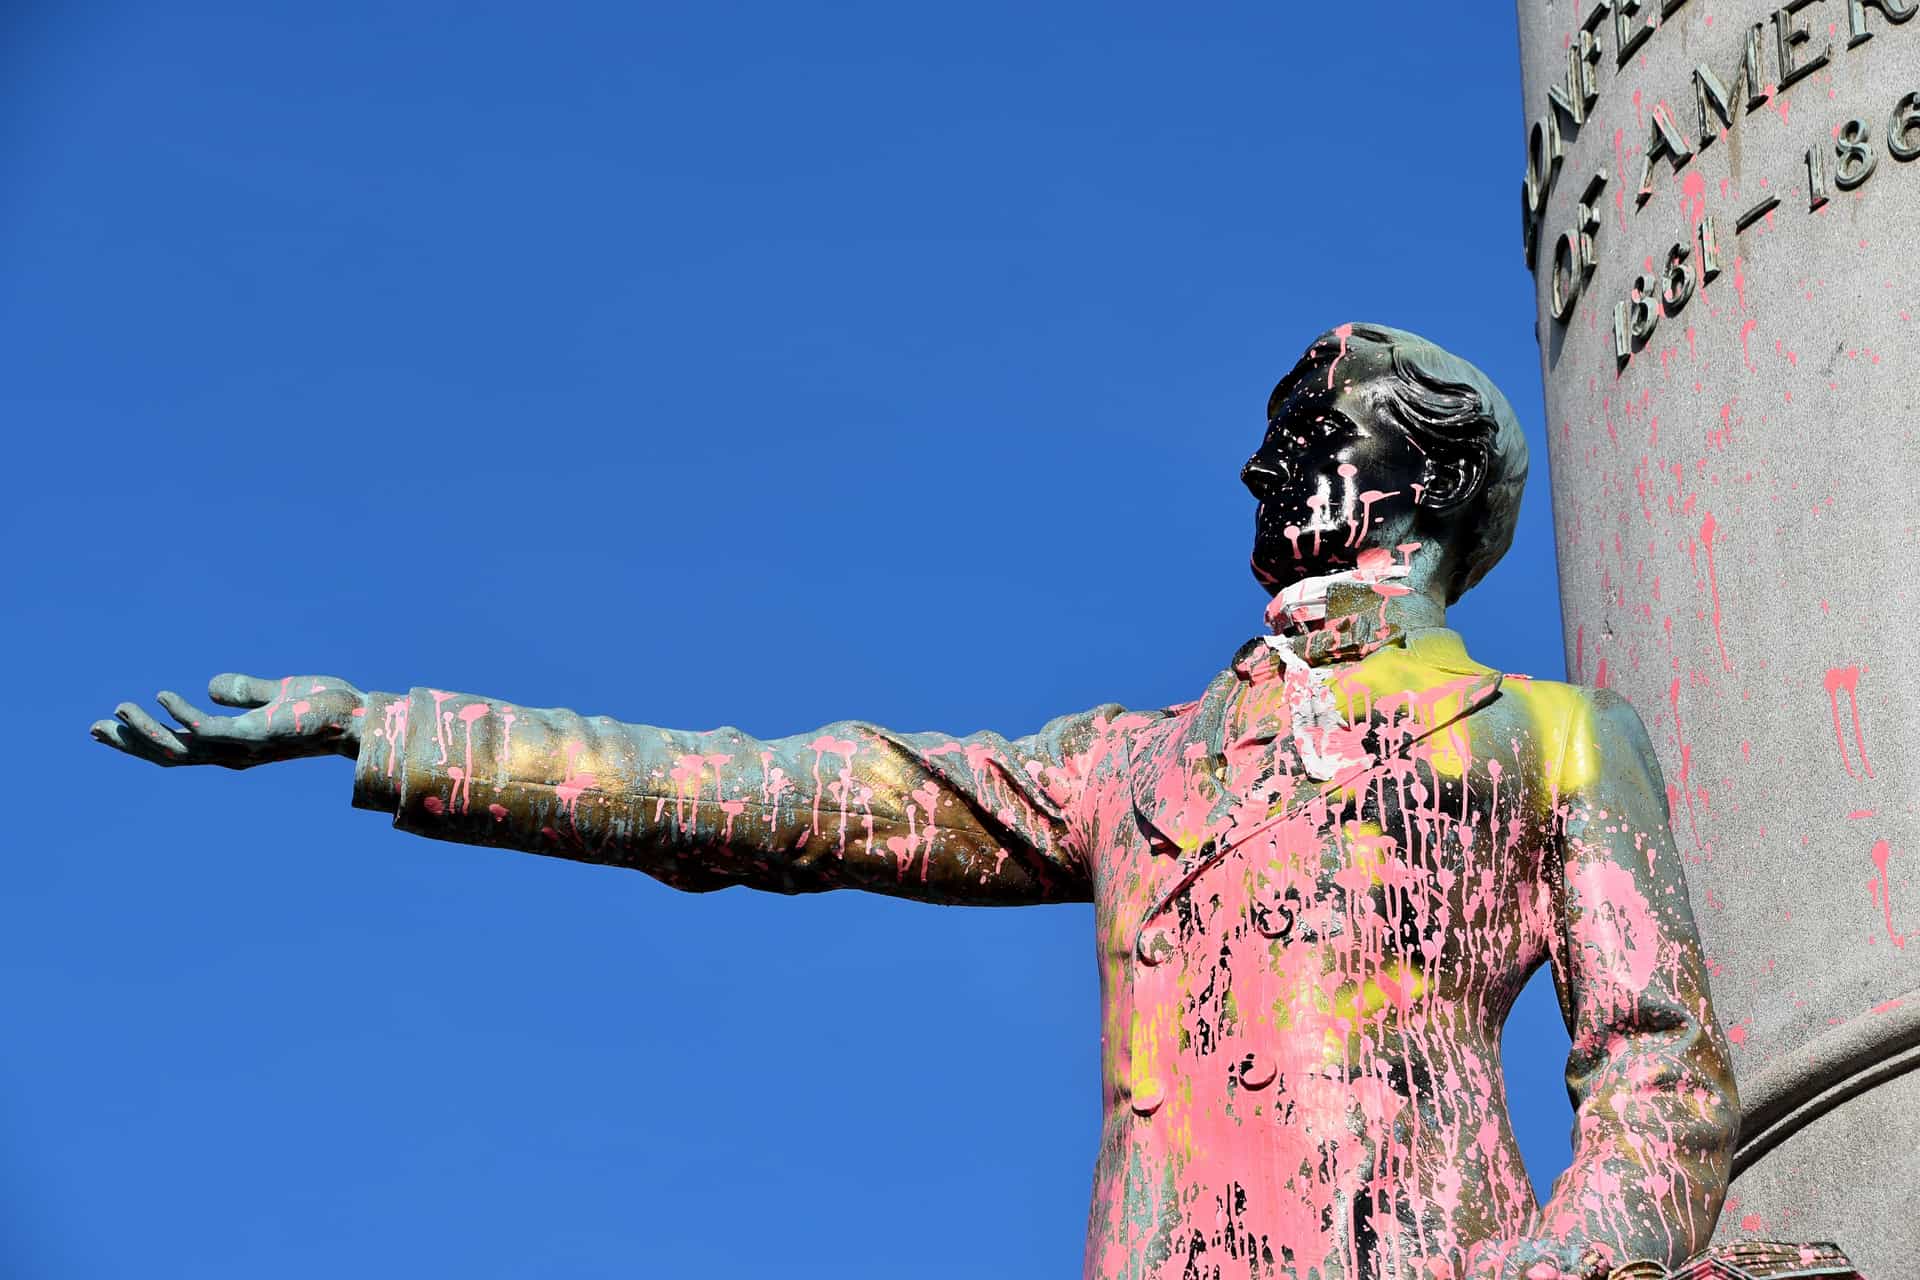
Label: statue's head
xmin=1242 ymin=323 xmax=1527 ymax=605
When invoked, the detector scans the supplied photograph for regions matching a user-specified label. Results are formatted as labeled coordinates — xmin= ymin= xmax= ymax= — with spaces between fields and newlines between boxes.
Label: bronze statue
xmin=95 ymin=325 xmax=1751 ymax=1280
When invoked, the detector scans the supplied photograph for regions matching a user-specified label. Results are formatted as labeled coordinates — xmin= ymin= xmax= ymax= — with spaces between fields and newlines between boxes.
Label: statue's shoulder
xmin=1495 ymin=675 xmax=1645 ymax=733
xmin=1491 ymin=675 xmax=1661 ymax=795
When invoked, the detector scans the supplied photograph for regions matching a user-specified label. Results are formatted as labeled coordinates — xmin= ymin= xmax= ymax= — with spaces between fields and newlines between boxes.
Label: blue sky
xmin=4 ymin=4 xmax=1573 ymax=1275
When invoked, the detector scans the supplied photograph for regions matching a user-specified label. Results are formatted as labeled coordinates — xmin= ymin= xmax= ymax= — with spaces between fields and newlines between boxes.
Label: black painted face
xmin=1242 ymin=374 xmax=1430 ymax=592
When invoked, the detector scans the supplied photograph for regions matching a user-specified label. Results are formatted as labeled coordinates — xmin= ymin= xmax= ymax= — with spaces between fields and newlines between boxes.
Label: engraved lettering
xmin=1550 ymin=172 xmax=1609 ymax=322
xmin=1613 ymin=274 xmax=1659 ymax=366
xmin=1550 ymin=10 xmax=1609 ymax=127
xmin=1775 ymin=0 xmax=1834 ymax=92
xmin=1736 ymin=194 xmax=1781 ymax=230
xmin=1691 ymin=24 xmax=1770 ymax=149
xmin=1847 ymin=0 xmax=1918 ymax=46
xmin=1891 ymin=91 xmax=1920 ymax=161
xmin=1636 ymin=103 xmax=1695 ymax=206
xmin=1834 ymin=117 xmax=1878 ymax=189
xmin=1630 ymin=274 xmax=1659 ymax=340
xmin=1552 ymin=234 xmax=1581 ymax=321
xmin=1577 ymin=170 xmax=1608 ymax=272
xmin=1806 ymin=142 xmax=1831 ymax=210
xmin=1698 ymin=213 xmax=1724 ymax=284
xmin=1523 ymin=114 xmax=1566 ymax=267
xmin=1615 ymin=0 xmax=1659 ymax=65
xmin=1662 ymin=241 xmax=1696 ymax=311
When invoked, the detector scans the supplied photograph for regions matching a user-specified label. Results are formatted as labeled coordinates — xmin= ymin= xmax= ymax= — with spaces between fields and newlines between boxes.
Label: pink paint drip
xmin=453 ymin=702 xmax=490 ymax=813
xmin=261 ymin=676 xmax=294 ymax=730
xmin=1823 ymin=666 xmax=1874 ymax=779
xmin=555 ymin=741 xmax=597 ymax=819
xmin=1668 ymin=679 xmax=1702 ymax=850
xmin=1326 ymin=322 xmax=1355 ymax=389
xmin=1869 ymin=840 xmax=1903 ymax=947
xmin=428 ymin=689 xmax=457 ymax=765
xmin=1349 ymin=489 xmax=1399 ymax=548
xmin=1697 ymin=514 xmax=1730 ymax=673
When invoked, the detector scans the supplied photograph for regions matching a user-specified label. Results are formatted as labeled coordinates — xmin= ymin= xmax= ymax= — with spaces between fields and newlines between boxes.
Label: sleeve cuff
xmin=352 ymin=690 xmax=412 ymax=814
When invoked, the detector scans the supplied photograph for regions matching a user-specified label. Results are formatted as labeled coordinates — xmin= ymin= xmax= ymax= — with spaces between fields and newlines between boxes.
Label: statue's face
xmin=1242 ymin=371 xmax=1430 ymax=591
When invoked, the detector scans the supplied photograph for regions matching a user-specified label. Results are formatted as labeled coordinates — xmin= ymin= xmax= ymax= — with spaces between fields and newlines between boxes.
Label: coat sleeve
xmin=350 ymin=688 xmax=1126 ymax=905
xmin=1523 ymin=687 xmax=1739 ymax=1276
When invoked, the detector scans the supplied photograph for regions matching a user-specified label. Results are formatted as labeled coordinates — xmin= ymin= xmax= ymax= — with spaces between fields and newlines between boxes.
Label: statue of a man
xmin=95 ymin=325 xmax=1737 ymax=1280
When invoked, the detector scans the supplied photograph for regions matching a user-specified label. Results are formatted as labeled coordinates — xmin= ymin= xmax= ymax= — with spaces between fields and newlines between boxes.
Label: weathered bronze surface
xmin=96 ymin=326 xmax=1746 ymax=1280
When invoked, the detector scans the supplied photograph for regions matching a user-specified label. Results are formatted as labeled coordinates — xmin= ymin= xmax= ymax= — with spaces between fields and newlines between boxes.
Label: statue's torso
xmin=1080 ymin=634 xmax=1580 ymax=1280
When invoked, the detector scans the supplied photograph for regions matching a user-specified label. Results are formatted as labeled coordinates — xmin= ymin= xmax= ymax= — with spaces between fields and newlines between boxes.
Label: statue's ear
xmin=1420 ymin=443 xmax=1488 ymax=513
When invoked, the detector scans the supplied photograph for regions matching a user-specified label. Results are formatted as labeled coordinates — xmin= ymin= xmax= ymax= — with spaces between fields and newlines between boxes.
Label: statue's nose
xmin=1241 ymin=455 xmax=1288 ymax=497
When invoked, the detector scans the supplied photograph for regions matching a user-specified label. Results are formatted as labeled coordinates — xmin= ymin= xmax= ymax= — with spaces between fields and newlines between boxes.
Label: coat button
xmin=1254 ymin=887 xmax=1299 ymax=940
xmin=1237 ymin=1051 xmax=1275 ymax=1090
xmin=1136 ymin=926 xmax=1175 ymax=966
xmin=1131 ymin=1079 xmax=1164 ymax=1115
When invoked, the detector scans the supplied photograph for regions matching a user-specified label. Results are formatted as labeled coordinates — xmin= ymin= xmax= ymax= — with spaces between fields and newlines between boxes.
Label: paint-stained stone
xmin=1516 ymin=1 xmax=1920 ymax=1272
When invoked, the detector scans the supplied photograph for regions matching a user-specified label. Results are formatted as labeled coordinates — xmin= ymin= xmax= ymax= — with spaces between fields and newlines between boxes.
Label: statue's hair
xmin=1265 ymin=323 xmax=1529 ymax=604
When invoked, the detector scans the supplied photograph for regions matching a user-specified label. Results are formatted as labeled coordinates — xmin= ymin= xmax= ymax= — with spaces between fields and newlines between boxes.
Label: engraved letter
xmin=1806 ymin=142 xmax=1831 ymax=211
xmin=1847 ymin=0 xmax=1918 ymax=46
xmin=1691 ymin=23 xmax=1769 ymax=149
xmin=1698 ymin=213 xmax=1724 ymax=284
xmin=1636 ymin=104 xmax=1696 ymax=206
xmin=1891 ymin=92 xmax=1920 ymax=162
xmin=1550 ymin=174 xmax=1609 ymax=322
xmin=1550 ymin=8 xmax=1610 ymax=127
xmin=1833 ymin=118 xmax=1878 ymax=189
xmin=1661 ymin=241 xmax=1696 ymax=312
xmin=1615 ymin=0 xmax=1659 ymax=64
xmin=1523 ymin=113 xmax=1566 ymax=267
xmin=1775 ymin=0 xmax=1833 ymax=93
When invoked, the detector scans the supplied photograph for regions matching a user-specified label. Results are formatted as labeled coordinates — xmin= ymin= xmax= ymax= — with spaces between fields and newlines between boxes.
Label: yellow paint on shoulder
xmin=1510 ymin=679 xmax=1603 ymax=794
xmin=1328 ymin=629 xmax=1502 ymax=779
xmin=1420 ymin=722 xmax=1472 ymax=779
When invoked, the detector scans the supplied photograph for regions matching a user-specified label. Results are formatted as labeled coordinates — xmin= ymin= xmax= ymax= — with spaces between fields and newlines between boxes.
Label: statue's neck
xmin=1265 ymin=565 xmax=1448 ymax=642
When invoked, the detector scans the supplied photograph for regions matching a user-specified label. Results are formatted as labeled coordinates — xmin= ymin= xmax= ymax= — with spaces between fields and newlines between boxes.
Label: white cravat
xmin=1261 ymin=565 xmax=1408 ymax=780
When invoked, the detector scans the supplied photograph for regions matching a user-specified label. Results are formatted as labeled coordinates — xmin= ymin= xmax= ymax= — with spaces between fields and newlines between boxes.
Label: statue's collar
xmin=1231 ymin=623 xmax=1490 ymax=683
xmin=1242 ymin=564 xmax=1445 ymax=673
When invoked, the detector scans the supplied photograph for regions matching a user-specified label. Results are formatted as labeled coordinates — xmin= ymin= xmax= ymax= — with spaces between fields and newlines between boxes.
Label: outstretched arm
xmin=1474 ymin=688 xmax=1738 ymax=1280
xmin=95 ymin=673 xmax=1124 ymax=905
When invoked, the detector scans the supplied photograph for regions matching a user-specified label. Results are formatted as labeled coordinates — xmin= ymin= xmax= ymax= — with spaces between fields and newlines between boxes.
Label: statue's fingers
xmin=115 ymin=701 xmax=189 ymax=757
xmin=208 ymin=672 xmax=285 ymax=708
xmin=91 ymin=717 xmax=178 ymax=766
xmin=157 ymin=690 xmax=229 ymax=735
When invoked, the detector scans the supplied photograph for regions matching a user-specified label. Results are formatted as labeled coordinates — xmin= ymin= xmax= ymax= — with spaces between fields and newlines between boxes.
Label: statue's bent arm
xmin=350 ymin=686 xmax=1127 ymax=905
xmin=1520 ymin=687 xmax=1739 ymax=1275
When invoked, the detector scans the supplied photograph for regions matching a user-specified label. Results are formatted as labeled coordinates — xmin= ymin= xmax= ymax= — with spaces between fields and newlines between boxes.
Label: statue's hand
xmin=91 ymin=673 xmax=366 ymax=769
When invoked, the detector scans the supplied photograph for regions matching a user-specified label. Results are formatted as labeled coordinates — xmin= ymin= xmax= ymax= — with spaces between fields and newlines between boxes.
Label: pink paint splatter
xmin=1698 ymin=514 xmax=1730 ymax=672
xmin=1869 ymin=839 xmax=1903 ymax=948
xmin=1823 ymin=666 xmax=1874 ymax=779
xmin=1326 ymin=322 xmax=1355 ymax=389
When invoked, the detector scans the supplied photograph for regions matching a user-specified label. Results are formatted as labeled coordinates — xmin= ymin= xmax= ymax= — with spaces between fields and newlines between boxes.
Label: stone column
xmin=1514 ymin=2 xmax=1919 ymax=1273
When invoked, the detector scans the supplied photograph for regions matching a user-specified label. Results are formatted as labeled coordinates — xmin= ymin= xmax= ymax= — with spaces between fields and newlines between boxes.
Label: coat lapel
xmin=1326 ymin=628 xmax=1504 ymax=763
xmin=1125 ymin=669 xmax=1238 ymax=857
xmin=1125 ymin=629 xmax=1506 ymax=930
